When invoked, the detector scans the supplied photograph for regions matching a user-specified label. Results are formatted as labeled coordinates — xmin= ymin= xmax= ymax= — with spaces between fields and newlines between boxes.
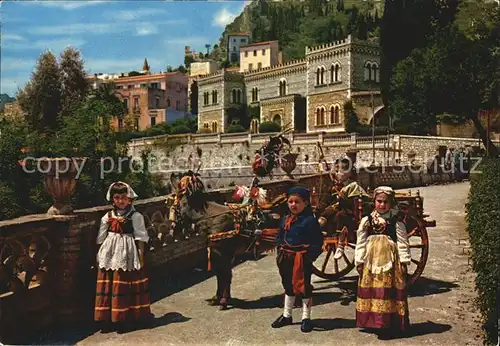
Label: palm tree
xmin=205 ymin=44 xmax=211 ymax=56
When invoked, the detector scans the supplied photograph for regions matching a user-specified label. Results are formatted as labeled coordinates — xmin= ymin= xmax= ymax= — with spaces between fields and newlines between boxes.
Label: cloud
xmin=105 ymin=8 xmax=166 ymax=21
xmin=1 ymin=34 xmax=25 ymax=42
xmin=135 ymin=27 xmax=159 ymax=37
xmin=1 ymin=77 xmax=25 ymax=96
xmin=212 ymin=8 xmax=238 ymax=28
xmin=25 ymin=19 xmax=184 ymax=36
xmin=1 ymin=58 xmax=36 ymax=71
xmin=22 ymin=0 xmax=109 ymax=10
xmin=212 ymin=1 xmax=251 ymax=27
xmin=4 ymin=38 xmax=86 ymax=52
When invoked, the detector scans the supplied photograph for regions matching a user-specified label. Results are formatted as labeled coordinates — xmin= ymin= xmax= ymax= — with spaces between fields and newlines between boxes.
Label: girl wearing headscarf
xmin=94 ymin=182 xmax=152 ymax=332
xmin=272 ymin=186 xmax=323 ymax=333
xmin=354 ymin=186 xmax=411 ymax=335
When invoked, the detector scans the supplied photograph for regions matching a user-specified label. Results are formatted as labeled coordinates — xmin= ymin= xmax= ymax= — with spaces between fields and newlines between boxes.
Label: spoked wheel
xmin=404 ymin=215 xmax=429 ymax=285
xmin=312 ymin=237 xmax=356 ymax=280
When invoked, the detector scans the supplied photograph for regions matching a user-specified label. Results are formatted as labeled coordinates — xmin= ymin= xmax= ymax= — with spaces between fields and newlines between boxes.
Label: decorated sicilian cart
xmin=309 ymin=185 xmax=436 ymax=285
xmin=214 ymin=133 xmax=436 ymax=287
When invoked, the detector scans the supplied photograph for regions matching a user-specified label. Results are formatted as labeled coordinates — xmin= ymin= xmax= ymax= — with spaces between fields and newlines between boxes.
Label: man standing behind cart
xmin=318 ymin=157 xmax=371 ymax=259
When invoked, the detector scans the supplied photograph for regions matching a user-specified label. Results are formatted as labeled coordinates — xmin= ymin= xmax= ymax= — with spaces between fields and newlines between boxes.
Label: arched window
xmin=364 ymin=62 xmax=372 ymax=81
xmin=316 ymin=107 xmax=325 ymax=126
xmin=211 ymin=121 xmax=218 ymax=133
xmin=232 ymin=89 xmax=237 ymax=103
xmin=333 ymin=64 xmax=340 ymax=82
xmin=203 ymin=123 xmax=209 ymax=128
xmin=320 ymin=66 xmax=325 ymax=85
xmin=212 ymin=90 xmax=218 ymax=104
xmin=316 ymin=68 xmax=321 ymax=85
xmin=167 ymin=98 xmax=171 ymax=107
xmin=250 ymin=119 xmax=259 ymax=133
xmin=251 ymin=87 xmax=259 ymax=102
xmin=372 ymin=63 xmax=379 ymax=82
xmin=237 ymin=89 xmax=242 ymax=103
xmin=330 ymin=105 xmax=340 ymax=124
xmin=279 ymin=79 xmax=287 ymax=96
xmin=273 ymin=114 xmax=282 ymax=126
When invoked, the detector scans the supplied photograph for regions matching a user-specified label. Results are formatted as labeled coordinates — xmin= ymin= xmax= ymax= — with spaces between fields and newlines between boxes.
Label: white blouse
xmin=96 ymin=207 xmax=149 ymax=271
xmin=354 ymin=209 xmax=411 ymax=266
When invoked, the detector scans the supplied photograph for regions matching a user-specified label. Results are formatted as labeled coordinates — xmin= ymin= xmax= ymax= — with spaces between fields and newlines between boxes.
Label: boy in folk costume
xmin=94 ymin=182 xmax=153 ymax=331
xmin=354 ymin=186 xmax=411 ymax=335
xmin=272 ymin=186 xmax=323 ymax=333
xmin=318 ymin=157 xmax=371 ymax=259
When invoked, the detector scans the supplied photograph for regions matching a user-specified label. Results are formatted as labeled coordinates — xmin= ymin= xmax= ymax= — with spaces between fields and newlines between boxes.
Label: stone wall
xmin=307 ymin=90 xmax=349 ymax=132
xmin=128 ymin=131 xmax=500 ymax=189
xmin=306 ymin=38 xmax=350 ymax=93
xmin=396 ymin=134 xmax=489 ymax=164
xmin=244 ymin=61 xmax=307 ymax=103
xmin=350 ymin=39 xmax=381 ymax=92
xmin=260 ymin=95 xmax=297 ymax=128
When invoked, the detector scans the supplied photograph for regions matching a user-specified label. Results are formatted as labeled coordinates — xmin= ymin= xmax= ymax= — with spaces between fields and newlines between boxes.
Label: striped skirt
xmin=94 ymin=268 xmax=152 ymax=323
xmin=356 ymin=236 xmax=410 ymax=331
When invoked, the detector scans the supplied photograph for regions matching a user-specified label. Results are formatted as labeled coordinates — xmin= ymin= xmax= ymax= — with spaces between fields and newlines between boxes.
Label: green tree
xmin=17 ymin=51 xmax=61 ymax=132
xmin=259 ymin=121 xmax=281 ymax=133
xmin=184 ymin=55 xmax=194 ymax=69
xmin=59 ymin=47 xmax=89 ymax=118
xmin=380 ymin=0 xmax=459 ymax=106
xmin=336 ymin=0 xmax=344 ymax=12
xmin=343 ymin=100 xmax=360 ymax=133
xmin=90 ymin=82 xmax=127 ymax=118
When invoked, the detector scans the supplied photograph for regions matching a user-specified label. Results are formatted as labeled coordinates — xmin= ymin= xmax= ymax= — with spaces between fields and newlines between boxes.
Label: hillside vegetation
xmin=210 ymin=0 xmax=382 ymax=63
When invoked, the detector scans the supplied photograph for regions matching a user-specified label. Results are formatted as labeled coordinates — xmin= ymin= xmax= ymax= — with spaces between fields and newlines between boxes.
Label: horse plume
xmin=175 ymin=170 xmax=209 ymax=213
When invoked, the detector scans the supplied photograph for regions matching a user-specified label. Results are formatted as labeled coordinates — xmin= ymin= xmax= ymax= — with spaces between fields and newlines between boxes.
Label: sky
xmin=1 ymin=0 xmax=250 ymax=97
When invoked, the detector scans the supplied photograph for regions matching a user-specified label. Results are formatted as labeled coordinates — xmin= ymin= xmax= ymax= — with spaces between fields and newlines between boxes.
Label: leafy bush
xmin=436 ymin=113 xmax=462 ymax=125
xmin=259 ymin=121 xmax=281 ymax=133
xmin=226 ymin=124 xmax=246 ymax=133
xmin=170 ymin=124 xmax=191 ymax=134
xmin=144 ymin=124 xmax=167 ymax=137
xmin=355 ymin=124 xmax=389 ymax=136
xmin=466 ymin=158 xmax=500 ymax=345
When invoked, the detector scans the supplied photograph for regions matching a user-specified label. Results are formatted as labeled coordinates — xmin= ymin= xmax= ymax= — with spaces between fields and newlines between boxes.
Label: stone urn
xmin=407 ymin=150 xmax=417 ymax=165
xmin=345 ymin=149 xmax=358 ymax=166
xmin=37 ymin=157 xmax=86 ymax=216
xmin=281 ymin=153 xmax=299 ymax=175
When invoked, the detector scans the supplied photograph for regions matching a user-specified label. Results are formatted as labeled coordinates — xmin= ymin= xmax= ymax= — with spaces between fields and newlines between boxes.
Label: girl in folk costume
xmin=272 ymin=186 xmax=323 ymax=333
xmin=354 ymin=186 xmax=411 ymax=335
xmin=94 ymin=182 xmax=153 ymax=331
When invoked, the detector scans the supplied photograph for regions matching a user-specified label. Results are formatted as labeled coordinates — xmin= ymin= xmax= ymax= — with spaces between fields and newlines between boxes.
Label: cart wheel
xmin=312 ymin=237 xmax=355 ymax=280
xmin=404 ymin=215 xmax=429 ymax=286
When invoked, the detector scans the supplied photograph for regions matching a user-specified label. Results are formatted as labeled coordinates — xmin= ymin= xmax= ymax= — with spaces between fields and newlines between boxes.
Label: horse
xmin=167 ymin=171 xmax=289 ymax=310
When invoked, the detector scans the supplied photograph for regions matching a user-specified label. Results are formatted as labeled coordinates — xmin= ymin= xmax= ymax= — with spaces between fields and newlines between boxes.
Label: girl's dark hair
xmin=110 ymin=183 xmax=128 ymax=196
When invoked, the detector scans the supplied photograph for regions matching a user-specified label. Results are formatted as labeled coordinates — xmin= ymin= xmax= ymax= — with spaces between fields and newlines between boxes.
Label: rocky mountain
xmin=210 ymin=0 xmax=384 ymax=64
xmin=0 ymin=94 xmax=15 ymax=112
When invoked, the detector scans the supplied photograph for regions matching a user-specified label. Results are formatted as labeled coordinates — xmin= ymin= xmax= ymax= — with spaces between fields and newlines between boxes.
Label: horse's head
xmin=169 ymin=170 xmax=209 ymax=223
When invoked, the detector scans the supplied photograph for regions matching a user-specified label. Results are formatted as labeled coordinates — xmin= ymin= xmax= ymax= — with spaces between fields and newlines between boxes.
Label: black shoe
xmin=271 ymin=315 xmax=292 ymax=328
xmin=301 ymin=319 xmax=313 ymax=333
